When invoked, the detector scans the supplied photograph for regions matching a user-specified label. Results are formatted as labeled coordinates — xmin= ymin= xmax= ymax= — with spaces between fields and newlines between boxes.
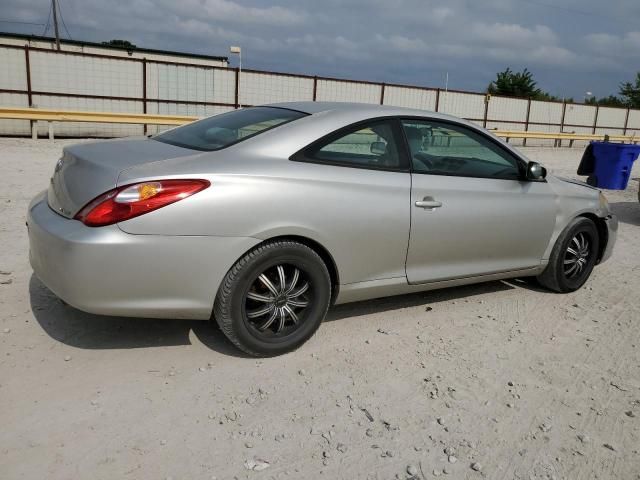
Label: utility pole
xmin=51 ymin=0 xmax=60 ymax=50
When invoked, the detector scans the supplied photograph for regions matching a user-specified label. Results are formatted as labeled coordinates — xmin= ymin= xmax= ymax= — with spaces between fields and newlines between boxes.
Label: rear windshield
xmin=153 ymin=106 xmax=307 ymax=151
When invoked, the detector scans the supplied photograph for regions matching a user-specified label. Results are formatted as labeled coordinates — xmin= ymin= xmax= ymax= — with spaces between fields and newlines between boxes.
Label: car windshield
xmin=153 ymin=106 xmax=307 ymax=151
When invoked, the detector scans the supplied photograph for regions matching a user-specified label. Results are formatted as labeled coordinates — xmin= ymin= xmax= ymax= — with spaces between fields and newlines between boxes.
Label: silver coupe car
xmin=28 ymin=102 xmax=617 ymax=356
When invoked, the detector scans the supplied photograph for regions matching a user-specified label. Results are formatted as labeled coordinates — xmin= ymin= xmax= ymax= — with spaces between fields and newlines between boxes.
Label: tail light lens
xmin=75 ymin=179 xmax=210 ymax=227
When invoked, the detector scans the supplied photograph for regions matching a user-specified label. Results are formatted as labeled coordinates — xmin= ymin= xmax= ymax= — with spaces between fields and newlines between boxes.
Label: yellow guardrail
xmin=0 ymin=107 xmax=197 ymax=125
xmin=492 ymin=129 xmax=638 ymax=144
xmin=0 ymin=106 xmax=638 ymax=144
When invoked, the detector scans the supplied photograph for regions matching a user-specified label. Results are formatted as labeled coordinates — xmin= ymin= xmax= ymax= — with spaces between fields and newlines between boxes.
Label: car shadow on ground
xmin=30 ymin=274 xmax=540 ymax=355
xmin=326 ymin=280 xmax=522 ymax=322
xmin=28 ymin=274 xmax=248 ymax=357
xmin=610 ymin=201 xmax=640 ymax=226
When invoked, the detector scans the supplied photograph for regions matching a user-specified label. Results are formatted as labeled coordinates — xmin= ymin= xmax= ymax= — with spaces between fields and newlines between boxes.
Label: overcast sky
xmin=2 ymin=0 xmax=639 ymax=100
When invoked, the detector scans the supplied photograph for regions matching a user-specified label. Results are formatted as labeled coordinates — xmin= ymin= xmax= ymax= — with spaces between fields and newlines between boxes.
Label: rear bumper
xmin=27 ymin=192 xmax=259 ymax=320
xmin=600 ymin=214 xmax=618 ymax=264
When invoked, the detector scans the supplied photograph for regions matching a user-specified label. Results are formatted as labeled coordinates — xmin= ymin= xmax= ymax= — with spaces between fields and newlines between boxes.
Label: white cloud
xmin=373 ymin=22 xmax=573 ymax=68
xmin=81 ymin=0 xmax=306 ymax=29
xmin=169 ymin=0 xmax=306 ymax=26
xmin=584 ymin=31 xmax=640 ymax=57
xmin=529 ymin=45 xmax=576 ymax=65
xmin=472 ymin=23 xmax=557 ymax=47
xmin=432 ymin=7 xmax=454 ymax=23
xmin=381 ymin=35 xmax=428 ymax=53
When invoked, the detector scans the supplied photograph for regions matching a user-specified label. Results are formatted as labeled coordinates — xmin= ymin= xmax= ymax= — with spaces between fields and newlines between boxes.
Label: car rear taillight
xmin=75 ymin=179 xmax=210 ymax=227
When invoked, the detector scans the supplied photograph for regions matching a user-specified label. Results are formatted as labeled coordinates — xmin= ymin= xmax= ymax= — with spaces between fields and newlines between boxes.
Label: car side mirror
xmin=526 ymin=161 xmax=547 ymax=181
xmin=370 ymin=141 xmax=386 ymax=155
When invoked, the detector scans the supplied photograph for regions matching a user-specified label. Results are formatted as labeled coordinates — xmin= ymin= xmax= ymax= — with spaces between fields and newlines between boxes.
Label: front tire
xmin=213 ymin=240 xmax=331 ymax=356
xmin=537 ymin=217 xmax=599 ymax=293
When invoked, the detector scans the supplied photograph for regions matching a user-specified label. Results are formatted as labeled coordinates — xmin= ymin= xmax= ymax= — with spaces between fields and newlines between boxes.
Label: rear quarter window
xmin=153 ymin=107 xmax=307 ymax=151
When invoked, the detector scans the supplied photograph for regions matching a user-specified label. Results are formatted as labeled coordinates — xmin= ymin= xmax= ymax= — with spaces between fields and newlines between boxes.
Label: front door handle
xmin=415 ymin=198 xmax=442 ymax=209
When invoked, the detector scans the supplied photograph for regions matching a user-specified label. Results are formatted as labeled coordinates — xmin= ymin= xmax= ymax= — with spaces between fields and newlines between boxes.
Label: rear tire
xmin=213 ymin=240 xmax=331 ymax=357
xmin=537 ymin=217 xmax=599 ymax=293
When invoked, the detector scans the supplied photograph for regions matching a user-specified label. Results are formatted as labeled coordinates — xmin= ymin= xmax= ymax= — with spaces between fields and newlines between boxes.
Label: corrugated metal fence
xmin=2 ymin=43 xmax=639 ymax=145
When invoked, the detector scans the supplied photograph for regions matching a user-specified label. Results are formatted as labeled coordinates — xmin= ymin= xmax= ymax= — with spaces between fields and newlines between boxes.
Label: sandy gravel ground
xmin=1 ymin=138 xmax=639 ymax=480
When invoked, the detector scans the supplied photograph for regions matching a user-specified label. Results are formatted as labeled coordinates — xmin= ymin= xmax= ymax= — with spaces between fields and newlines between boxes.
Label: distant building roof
xmin=0 ymin=31 xmax=228 ymax=63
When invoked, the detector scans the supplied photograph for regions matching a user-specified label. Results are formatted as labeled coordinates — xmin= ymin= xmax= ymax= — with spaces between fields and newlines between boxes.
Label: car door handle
xmin=415 ymin=199 xmax=442 ymax=209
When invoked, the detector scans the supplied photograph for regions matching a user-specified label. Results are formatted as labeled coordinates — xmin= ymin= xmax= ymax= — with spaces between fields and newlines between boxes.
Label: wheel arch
xmin=577 ymin=212 xmax=608 ymax=263
xmin=249 ymin=234 xmax=340 ymax=304
xmin=270 ymin=235 xmax=340 ymax=303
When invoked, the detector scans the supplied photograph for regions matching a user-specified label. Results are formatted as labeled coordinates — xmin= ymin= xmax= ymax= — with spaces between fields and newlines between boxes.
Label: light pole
xmin=585 ymin=91 xmax=593 ymax=104
xmin=51 ymin=0 xmax=61 ymax=50
xmin=230 ymin=46 xmax=242 ymax=107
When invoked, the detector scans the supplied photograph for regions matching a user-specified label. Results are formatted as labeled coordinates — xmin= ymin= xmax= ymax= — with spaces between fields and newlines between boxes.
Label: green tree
xmin=487 ymin=68 xmax=568 ymax=101
xmin=102 ymin=39 xmax=136 ymax=49
xmin=619 ymin=72 xmax=640 ymax=108
xmin=488 ymin=68 xmax=541 ymax=98
xmin=585 ymin=95 xmax=627 ymax=107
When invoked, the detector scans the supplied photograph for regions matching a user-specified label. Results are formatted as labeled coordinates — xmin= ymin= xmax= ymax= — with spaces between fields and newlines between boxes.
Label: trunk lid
xmin=48 ymin=137 xmax=197 ymax=218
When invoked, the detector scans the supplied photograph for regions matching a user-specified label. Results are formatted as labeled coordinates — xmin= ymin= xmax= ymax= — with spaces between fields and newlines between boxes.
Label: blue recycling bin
xmin=578 ymin=141 xmax=640 ymax=190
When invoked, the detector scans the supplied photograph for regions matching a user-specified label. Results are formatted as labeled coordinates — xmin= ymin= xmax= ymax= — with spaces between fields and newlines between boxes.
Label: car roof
xmin=265 ymin=101 xmax=487 ymax=132
xmin=266 ymin=101 xmax=436 ymax=117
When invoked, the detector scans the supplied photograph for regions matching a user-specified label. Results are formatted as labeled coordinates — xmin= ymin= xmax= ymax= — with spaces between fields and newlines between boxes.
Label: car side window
xmin=301 ymin=120 xmax=405 ymax=170
xmin=401 ymin=120 xmax=521 ymax=180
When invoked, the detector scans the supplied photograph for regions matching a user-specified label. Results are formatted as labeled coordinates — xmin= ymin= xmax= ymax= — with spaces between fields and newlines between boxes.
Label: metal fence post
xmin=379 ymin=83 xmax=385 ymax=105
xmin=523 ymin=98 xmax=532 ymax=146
xmin=435 ymin=88 xmax=440 ymax=112
xmin=234 ymin=67 xmax=240 ymax=109
xmin=24 ymin=45 xmax=35 ymax=138
xmin=312 ymin=76 xmax=318 ymax=101
xmin=592 ymin=105 xmax=599 ymax=135
xmin=623 ymin=108 xmax=630 ymax=136
xmin=558 ymin=101 xmax=567 ymax=147
xmin=483 ymin=94 xmax=490 ymax=128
